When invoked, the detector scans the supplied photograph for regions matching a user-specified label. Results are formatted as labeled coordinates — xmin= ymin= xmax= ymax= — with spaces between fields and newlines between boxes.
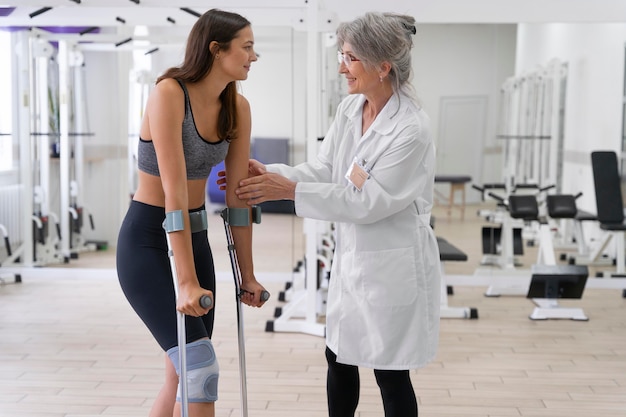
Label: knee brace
xmin=167 ymin=339 xmax=219 ymax=403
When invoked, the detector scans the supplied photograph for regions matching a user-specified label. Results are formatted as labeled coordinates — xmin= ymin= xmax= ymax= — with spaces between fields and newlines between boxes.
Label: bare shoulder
xmin=146 ymin=78 xmax=184 ymax=121
xmin=237 ymin=93 xmax=251 ymax=112
xmin=152 ymin=78 xmax=184 ymax=102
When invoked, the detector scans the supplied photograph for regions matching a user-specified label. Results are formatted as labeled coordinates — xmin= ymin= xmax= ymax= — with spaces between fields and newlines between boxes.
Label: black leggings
xmin=116 ymin=200 xmax=216 ymax=351
xmin=325 ymin=347 xmax=418 ymax=417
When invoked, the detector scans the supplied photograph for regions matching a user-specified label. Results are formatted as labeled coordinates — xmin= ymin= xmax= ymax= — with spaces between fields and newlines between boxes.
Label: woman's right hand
xmin=217 ymin=158 xmax=266 ymax=191
xmin=177 ymin=282 xmax=213 ymax=317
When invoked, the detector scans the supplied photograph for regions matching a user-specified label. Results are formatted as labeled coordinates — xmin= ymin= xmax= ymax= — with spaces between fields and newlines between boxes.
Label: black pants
xmin=325 ymin=347 xmax=418 ymax=417
xmin=116 ymin=200 xmax=216 ymax=351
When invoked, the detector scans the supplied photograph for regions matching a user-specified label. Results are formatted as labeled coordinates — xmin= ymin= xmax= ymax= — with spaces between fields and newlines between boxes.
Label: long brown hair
xmin=157 ymin=9 xmax=251 ymax=141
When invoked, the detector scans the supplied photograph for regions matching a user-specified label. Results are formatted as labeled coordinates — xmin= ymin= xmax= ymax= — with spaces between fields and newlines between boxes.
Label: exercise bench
xmin=546 ymin=194 xmax=612 ymax=267
xmin=438 ymin=237 xmax=478 ymax=319
xmin=590 ymin=151 xmax=626 ymax=280
xmin=434 ymin=175 xmax=472 ymax=220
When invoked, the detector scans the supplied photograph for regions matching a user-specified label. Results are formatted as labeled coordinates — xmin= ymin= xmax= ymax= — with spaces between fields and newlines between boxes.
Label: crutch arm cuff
xmin=189 ymin=210 xmax=208 ymax=233
xmin=164 ymin=209 xmax=184 ymax=233
xmin=221 ymin=206 xmax=262 ymax=226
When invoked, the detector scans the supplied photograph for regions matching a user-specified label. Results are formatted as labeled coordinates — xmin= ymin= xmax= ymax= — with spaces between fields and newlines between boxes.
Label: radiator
xmin=0 ymin=184 xmax=24 ymax=251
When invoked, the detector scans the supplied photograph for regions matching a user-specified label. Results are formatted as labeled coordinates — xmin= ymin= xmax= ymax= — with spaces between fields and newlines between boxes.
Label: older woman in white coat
xmin=234 ymin=12 xmax=440 ymax=417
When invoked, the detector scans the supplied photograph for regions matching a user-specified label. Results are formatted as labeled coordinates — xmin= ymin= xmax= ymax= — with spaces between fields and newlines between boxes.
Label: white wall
xmin=413 ymin=24 xmax=516 ymax=200
xmin=516 ymin=23 xmax=626 ymax=213
xmin=246 ymin=27 xmax=297 ymax=139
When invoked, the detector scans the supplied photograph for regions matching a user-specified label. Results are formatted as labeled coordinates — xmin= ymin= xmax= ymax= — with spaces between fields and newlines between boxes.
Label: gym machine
xmin=472 ymin=59 xmax=570 ymax=294
xmin=527 ymin=264 xmax=589 ymax=321
xmin=0 ymin=224 xmax=21 ymax=284
xmin=65 ymin=47 xmax=102 ymax=258
xmin=589 ymin=151 xmax=626 ymax=297
xmin=31 ymin=38 xmax=64 ymax=265
xmin=546 ymin=193 xmax=613 ymax=268
xmin=8 ymin=32 xmax=102 ymax=266
xmin=265 ymin=218 xmax=330 ymax=337
xmin=478 ymin=191 xmax=558 ymax=296
xmin=3 ymin=33 xmax=61 ymax=268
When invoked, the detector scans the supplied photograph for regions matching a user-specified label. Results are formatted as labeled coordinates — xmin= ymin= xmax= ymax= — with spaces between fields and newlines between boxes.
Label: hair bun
xmin=402 ymin=22 xmax=417 ymax=35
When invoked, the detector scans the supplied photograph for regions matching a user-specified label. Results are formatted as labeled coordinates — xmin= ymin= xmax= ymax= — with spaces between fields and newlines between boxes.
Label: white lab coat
xmin=268 ymin=91 xmax=441 ymax=370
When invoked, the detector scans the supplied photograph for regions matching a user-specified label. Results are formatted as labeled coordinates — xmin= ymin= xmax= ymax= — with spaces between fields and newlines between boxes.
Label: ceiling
xmin=0 ymin=1 xmax=327 ymax=51
xmin=0 ymin=1 xmax=313 ymax=28
xmin=2 ymin=0 xmax=626 ymax=28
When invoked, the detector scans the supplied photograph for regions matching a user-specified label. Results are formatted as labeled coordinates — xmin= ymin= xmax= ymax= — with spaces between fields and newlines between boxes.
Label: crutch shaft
xmin=236 ymin=297 xmax=248 ymax=417
xmin=176 ymin=311 xmax=189 ymax=417
xmin=220 ymin=206 xmax=268 ymax=417
xmin=165 ymin=231 xmax=190 ymax=417
xmin=226 ymin=231 xmax=249 ymax=417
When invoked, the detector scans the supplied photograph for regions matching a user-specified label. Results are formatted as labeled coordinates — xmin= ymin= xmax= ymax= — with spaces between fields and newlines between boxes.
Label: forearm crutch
xmin=164 ymin=209 xmax=213 ymax=417
xmin=220 ymin=206 xmax=270 ymax=417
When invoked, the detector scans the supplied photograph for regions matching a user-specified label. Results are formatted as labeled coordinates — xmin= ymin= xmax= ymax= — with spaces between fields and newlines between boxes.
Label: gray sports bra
xmin=137 ymin=79 xmax=230 ymax=180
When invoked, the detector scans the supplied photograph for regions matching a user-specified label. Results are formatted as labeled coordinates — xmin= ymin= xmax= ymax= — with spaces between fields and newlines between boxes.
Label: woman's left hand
xmin=236 ymin=173 xmax=296 ymax=205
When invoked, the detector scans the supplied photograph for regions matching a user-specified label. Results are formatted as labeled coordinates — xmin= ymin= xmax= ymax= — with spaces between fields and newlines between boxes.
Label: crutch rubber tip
xmin=200 ymin=295 xmax=213 ymax=309
xmin=261 ymin=290 xmax=270 ymax=302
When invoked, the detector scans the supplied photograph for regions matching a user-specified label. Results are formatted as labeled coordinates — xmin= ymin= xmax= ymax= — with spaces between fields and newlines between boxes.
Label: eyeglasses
xmin=337 ymin=50 xmax=360 ymax=67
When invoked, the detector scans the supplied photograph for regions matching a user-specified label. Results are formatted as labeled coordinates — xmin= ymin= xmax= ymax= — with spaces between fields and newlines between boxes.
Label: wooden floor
xmin=1 ymin=203 xmax=625 ymax=417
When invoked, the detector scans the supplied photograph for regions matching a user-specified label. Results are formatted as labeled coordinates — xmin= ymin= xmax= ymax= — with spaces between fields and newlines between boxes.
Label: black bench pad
xmin=435 ymin=175 xmax=472 ymax=184
xmin=437 ymin=237 xmax=468 ymax=262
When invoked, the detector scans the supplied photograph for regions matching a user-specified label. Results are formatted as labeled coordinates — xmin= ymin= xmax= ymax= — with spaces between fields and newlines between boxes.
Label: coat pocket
xmin=357 ymin=247 xmax=418 ymax=307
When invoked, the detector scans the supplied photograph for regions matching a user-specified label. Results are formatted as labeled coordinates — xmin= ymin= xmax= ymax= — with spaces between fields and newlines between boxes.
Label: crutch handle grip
xmin=200 ymin=295 xmax=213 ymax=309
xmin=239 ymin=289 xmax=271 ymax=302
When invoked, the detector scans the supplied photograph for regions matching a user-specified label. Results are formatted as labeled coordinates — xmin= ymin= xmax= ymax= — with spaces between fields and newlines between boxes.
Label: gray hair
xmin=336 ymin=12 xmax=417 ymax=97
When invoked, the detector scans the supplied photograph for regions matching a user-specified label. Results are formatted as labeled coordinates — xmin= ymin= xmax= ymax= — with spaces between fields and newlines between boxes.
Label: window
xmin=621 ymin=45 xmax=626 ymax=202
xmin=0 ymin=30 xmax=12 ymax=172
